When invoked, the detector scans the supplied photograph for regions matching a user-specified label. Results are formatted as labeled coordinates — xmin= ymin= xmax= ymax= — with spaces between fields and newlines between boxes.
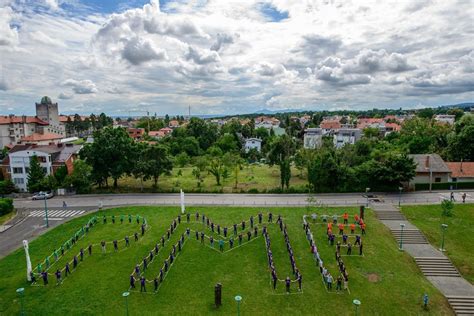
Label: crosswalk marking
xmin=28 ymin=210 xmax=86 ymax=218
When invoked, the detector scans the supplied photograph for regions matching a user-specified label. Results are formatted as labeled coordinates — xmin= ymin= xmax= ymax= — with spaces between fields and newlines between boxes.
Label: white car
xmin=32 ymin=191 xmax=54 ymax=200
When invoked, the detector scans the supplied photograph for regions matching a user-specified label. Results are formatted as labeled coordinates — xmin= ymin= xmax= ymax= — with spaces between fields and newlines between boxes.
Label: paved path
xmin=12 ymin=190 xmax=474 ymax=210
xmin=372 ymin=203 xmax=474 ymax=315
xmin=0 ymin=207 xmax=96 ymax=259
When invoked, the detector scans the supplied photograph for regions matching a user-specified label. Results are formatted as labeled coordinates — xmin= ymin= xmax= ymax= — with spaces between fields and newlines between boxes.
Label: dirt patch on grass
xmin=367 ymin=273 xmax=381 ymax=283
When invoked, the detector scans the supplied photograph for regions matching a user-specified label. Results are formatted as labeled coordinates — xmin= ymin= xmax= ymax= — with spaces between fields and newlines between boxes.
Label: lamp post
xmin=440 ymin=224 xmax=448 ymax=252
xmin=353 ymin=299 xmax=361 ymax=316
xmin=399 ymin=223 xmax=405 ymax=251
xmin=16 ymin=287 xmax=25 ymax=316
xmin=365 ymin=188 xmax=370 ymax=207
xmin=398 ymin=186 xmax=403 ymax=207
xmin=122 ymin=292 xmax=130 ymax=316
xmin=44 ymin=196 xmax=49 ymax=228
xmin=235 ymin=295 xmax=242 ymax=316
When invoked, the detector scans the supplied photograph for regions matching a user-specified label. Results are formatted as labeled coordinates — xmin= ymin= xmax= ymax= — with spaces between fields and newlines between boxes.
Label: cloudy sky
xmin=0 ymin=0 xmax=473 ymax=116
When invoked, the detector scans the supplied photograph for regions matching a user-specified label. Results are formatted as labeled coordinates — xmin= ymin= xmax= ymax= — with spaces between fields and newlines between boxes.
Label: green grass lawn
xmin=401 ymin=203 xmax=474 ymax=284
xmin=93 ymin=164 xmax=308 ymax=194
xmin=0 ymin=210 xmax=16 ymax=225
xmin=0 ymin=206 xmax=453 ymax=315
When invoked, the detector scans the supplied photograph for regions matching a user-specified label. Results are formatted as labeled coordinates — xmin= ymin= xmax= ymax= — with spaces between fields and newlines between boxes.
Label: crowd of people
xmin=303 ymin=211 xmax=366 ymax=292
xmin=32 ymin=214 xmax=147 ymax=286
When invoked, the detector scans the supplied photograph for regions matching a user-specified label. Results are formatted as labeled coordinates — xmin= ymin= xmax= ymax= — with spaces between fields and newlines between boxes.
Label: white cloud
xmin=62 ymin=79 xmax=98 ymax=94
xmin=0 ymin=6 xmax=18 ymax=46
xmin=1 ymin=0 xmax=473 ymax=115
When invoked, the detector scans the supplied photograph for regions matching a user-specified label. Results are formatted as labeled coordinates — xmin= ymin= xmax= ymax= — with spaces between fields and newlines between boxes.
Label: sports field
xmin=0 ymin=206 xmax=453 ymax=315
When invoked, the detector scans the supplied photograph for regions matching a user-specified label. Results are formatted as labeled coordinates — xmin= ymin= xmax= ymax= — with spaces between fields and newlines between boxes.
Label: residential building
xmin=408 ymin=154 xmax=451 ymax=186
xmin=333 ymin=128 xmax=361 ymax=148
xmin=303 ymin=128 xmax=323 ymax=149
xmin=1 ymin=143 xmax=81 ymax=192
xmin=434 ymin=114 xmax=456 ymax=125
xmin=169 ymin=120 xmax=180 ymax=128
xmin=127 ymin=128 xmax=145 ymax=140
xmin=0 ymin=96 xmax=65 ymax=149
xmin=446 ymin=162 xmax=474 ymax=183
xmin=319 ymin=120 xmax=341 ymax=135
xmin=19 ymin=132 xmax=64 ymax=145
xmin=244 ymin=138 xmax=262 ymax=153
xmin=148 ymin=127 xmax=172 ymax=139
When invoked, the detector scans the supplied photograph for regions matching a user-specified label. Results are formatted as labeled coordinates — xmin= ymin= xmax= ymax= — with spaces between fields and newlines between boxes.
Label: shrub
xmin=0 ymin=198 xmax=14 ymax=216
xmin=247 ymin=188 xmax=259 ymax=194
xmin=441 ymin=199 xmax=454 ymax=217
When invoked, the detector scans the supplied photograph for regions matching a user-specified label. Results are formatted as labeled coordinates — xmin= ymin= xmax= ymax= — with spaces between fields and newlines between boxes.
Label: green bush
xmin=247 ymin=188 xmax=259 ymax=193
xmin=441 ymin=199 xmax=454 ymax=217
xmin=0 ymin=198 xmax=14 ymax=216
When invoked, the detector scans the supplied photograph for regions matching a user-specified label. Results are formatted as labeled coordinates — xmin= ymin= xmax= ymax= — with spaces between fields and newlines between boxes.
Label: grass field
xmin=401 ymin=203 xmax=474 ymax=284
xmin=93 ymin=164 xmax=308 ymax=193
xmin=0 ymin=206 xmax=453 ymax=315
xmin=0 ymin=210 xmax=16 ymax=225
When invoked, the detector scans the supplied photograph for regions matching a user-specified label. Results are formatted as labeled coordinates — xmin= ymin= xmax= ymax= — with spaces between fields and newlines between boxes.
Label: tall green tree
xmin=65 ymin=160 xmax=93 ymax=193
xmin=141 ymin=144 xmax=173 ymax=188
xmin=206 ymin=147 xmax=227 ymax=186
xmin=27 ymin=155 xmax=45 ymax=193
xmin=267 ymin=135 xmax=296 ymax=189
xmin=82 ymin=127 xmax=135 ymax=188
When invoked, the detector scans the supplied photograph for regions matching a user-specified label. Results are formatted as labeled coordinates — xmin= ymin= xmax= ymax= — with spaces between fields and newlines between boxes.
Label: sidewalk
xmin=372 ymin=203 xmax=474 ymax=315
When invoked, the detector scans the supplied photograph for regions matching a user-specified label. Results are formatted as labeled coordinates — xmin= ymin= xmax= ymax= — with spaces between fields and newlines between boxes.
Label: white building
xmin=244 ymin=138 xmax=262 ymax=153
xmin=303 ymin=128 xmax=323 ymax=149
xmin=434 ymin=114 xmax=456 ymax=125
xmin=333 ymin=128 xmax=362 ymax=148
xmin=2 ymin=144 xmax=81 ymax=192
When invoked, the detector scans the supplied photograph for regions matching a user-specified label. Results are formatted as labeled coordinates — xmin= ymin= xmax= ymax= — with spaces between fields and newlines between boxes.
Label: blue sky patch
xmin=259 ymin=2 xmax=289 ymax=22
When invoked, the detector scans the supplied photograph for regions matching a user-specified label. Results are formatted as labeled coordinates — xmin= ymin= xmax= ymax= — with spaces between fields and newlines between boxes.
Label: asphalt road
xmin=2 ymin=190 xmax=472 ymax=258
xmin=12 ymin=190 xmax=474 ymax=209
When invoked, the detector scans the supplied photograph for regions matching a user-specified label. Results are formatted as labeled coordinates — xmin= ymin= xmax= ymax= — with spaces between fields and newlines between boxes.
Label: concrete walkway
xmin=372 ymin=203 xmax=474 ymax=315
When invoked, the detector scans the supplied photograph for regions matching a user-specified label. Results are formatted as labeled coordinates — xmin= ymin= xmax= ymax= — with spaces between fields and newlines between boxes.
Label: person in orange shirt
xmin=359 ymin=218 xmax=365 ymax=226
xmin=361 ymin=223 xmax=366 ymax=235
xmin=343 ymin=212 xmax=349 ymax=224
xmin=338 ymin=223 xmax=344 ymax=235
xmin=354 ymin=214 xmax=359 ymax=224
xmin=328 ymin=228 xmax=332 ymax=236
xmin=327 ymin=222 xmax=333 ymax=233
xmin=350 ymin=223 xmax=356 ymax=234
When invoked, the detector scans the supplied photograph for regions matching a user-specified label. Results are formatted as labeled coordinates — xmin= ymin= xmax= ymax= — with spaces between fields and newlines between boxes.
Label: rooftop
xmin=446 ymin=162 xmax=474 ymax=178
xmin=409 ymin=154 xmax=451 ymax=173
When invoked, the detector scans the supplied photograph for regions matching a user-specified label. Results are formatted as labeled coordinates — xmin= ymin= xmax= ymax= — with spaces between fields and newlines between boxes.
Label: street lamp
xmin=398 ymin=187 xmax=403 ymax=207
xmin=399 ymin=223 xmax=405 ymax=251
xmin=44 ymin=196 xmax=49 ymax=228
xmin=122 ymin=291 xmax=130 ymax=316
xmin=440 ymin=224 xmax=448 ymax=252
xmin=353 ymin=299 xmax=361 ymax=316
xmin=235 ymin=295 xmax=242 ymax=316
xmin=16 ymin=287 xmax=25 ymax=316
xmin=365 ymin=188 xmax=370 ymax=207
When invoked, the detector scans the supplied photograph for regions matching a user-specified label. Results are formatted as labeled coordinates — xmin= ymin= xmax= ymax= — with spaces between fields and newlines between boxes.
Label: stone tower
xmin=35 ymin=96 xmax=64 ymax=135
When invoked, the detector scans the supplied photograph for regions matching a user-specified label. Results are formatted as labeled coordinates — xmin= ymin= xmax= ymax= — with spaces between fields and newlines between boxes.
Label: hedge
xmin=415 ymin=182 xmax=474 ymax=191
xmin=0 ymin=198 xmax=14 ymax=216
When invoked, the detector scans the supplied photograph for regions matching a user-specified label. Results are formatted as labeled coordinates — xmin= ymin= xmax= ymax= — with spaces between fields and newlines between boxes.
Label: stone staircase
xmin=391 ymin=229 xmax=428 ymax=244
xmin=371 ymin=203 xmax=474 ymax=316
xmin=446 ymin=296 xmax=474 ymax=316
xmin=414 ymin=257 xmax=460 ymax=277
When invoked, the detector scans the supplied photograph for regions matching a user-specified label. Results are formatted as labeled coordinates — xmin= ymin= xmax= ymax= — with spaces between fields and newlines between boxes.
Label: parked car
xmin=32 ymin=191 xmax=54 ymax=200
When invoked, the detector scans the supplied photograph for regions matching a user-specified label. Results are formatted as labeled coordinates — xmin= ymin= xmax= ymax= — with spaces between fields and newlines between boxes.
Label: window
xmin=25 ymin=167 xmax=30 ymax=174
xmin=13 ymin=178 xmax=24 ymax=184
xmin=13 ymin=167 xmax=23 ymax=174
xmin=435 ymin=177 xmax=441 ymax=183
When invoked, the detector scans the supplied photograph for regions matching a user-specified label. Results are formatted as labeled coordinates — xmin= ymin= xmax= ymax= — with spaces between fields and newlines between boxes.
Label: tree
xmin=40 ymin=175 xmax=58 ymax=192
xmin=65 ymin=160 xmax=93 ymax=193
xmin=206 ymin=146 xmax=227 ymax=186
xmin=0 ymin=180 xmax=16 ymax=197
xmin=141 ymin=144 xmax=173 ymax=188
xmin=267 ymin=135 xmax=296 ymax=189
xmin=441 ymin=199 xmax=454 ymax=217
xmin=216 ymin=133 xmax=239 ymax=152
xmin=447 ymin=124 xmax=474 ymax=161
xmin=82 ymin=127 xmax=135 ymax=188
xmin=175 ymin=152 xmax=190 ymax=168
xmin=27 ymin=155 xmax=45 ymax=193
xmin=191 ymin=156 xmax=207 ymax=187
xmin=54 ymin=165 xmax=68 ymax=187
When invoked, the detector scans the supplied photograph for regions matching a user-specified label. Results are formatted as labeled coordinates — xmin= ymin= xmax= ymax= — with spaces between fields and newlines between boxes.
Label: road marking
xmin=48 ymin=218 xmax=64 ymax=221
xmin=28 ymin=210 xmax=85 ymax=218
